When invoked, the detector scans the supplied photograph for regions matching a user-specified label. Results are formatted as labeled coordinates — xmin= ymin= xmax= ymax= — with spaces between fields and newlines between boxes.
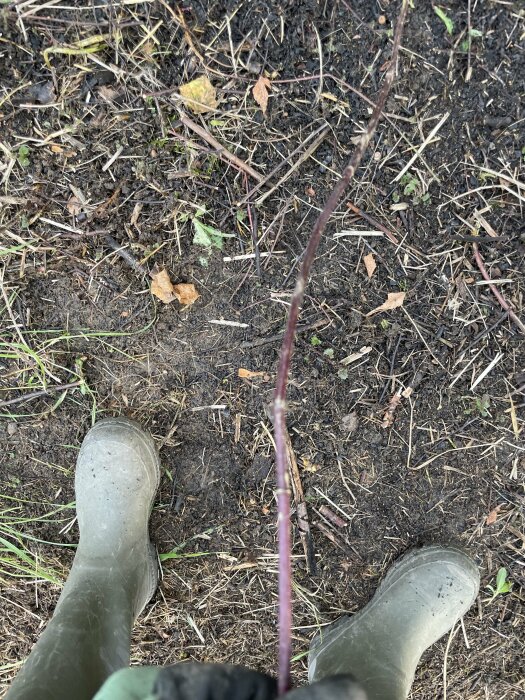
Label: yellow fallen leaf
xmin=363 ymin=252 xmax=377 ymax=278
xmin=300 ymin=456 xmax=319 ymax=473
xmin=252 ymin=76 xmax=271 ymax=114
xmin=179 ymin=75 xmax=217 ymax=114
xmin=366 ymin=291 xmax=406 ymax=317
xmin=173 ymin=283 xmax=199 ymax=306
xmin=151 ymin=269 xmax=176 ymax=304
xmin=238 ymin=368 xmax=265 ymax=379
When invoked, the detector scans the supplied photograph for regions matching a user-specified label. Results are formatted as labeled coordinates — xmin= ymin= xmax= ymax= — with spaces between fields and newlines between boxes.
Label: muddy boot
xmin=308 ymin=546 xmax=479 ymax=700
xmin=6 ymin=417 xmax=160 ymax=700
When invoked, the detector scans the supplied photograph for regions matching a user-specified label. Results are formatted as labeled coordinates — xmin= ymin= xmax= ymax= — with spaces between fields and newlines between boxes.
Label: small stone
xmin=341 ymin=412 xmax=359 ymax=434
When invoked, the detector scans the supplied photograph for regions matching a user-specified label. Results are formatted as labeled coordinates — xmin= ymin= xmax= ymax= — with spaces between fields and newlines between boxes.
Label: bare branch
xmin=272 ymin=2 xmax=410 ymax=693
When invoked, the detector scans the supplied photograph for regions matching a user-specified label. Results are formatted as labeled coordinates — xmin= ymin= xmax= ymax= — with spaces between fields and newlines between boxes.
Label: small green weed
xmin=402 ymin=173 xmax=418 ymax=197
xmin=159 ymin=527 xmax=223 ymax=562
xmin=393 ymin=173 xmax=430 ymax=206
xmin=460 ymin=28 xmax=483 ymax=52
xmin=310 ymin=335 xmax=322 ymax=347
xmin=191 ymin=207 xmax=234 ymax=251
xmin=17 ymin=145 xmax=30 ymax=167
xmin=486 ymin=567 xmax=512 ymax=603
xmin=433 ymin=6 xmax=454 ymax=35
xmin=464 ymin=394 xmax=490 ymax=418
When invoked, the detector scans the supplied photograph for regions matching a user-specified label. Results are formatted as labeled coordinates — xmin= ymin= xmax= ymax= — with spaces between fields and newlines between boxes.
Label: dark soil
xmin=1 ymin=1 xmax=524 ymax=698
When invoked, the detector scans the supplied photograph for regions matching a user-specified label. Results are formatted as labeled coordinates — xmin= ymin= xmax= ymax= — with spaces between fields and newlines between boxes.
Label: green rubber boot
xmin=308 ymin=546 xmax=480 ymax=700
xmin=6 ymin=417 xmax=160 ymax=700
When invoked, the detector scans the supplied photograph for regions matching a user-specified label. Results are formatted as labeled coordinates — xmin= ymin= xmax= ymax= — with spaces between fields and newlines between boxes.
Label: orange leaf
xmin=150 ymin=269 xmax=177 ymax=304
xmin=252 ymin=76 xmax=271 ymax=114
xmin=363 ymin=252 xmax=377 ymax=278
xmin=366 ymin=291 xmax=405 ymax=317
xmin=486 ymin=505 xmax=502 ymax=525
xmin=238 ymin=368 xmax=265 ymax=379
xmin=173 ymin=283 xmax=199 ymax=306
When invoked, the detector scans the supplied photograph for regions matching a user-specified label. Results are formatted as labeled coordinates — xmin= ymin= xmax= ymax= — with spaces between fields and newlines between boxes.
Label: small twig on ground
xmin=0 ymin=381 xmax=83 ymax=409
xmin=91 ymin=178 xmax=126 ymax=220
xmin=393 ymin=111 xmax=450 ymax=182
xmin=283 ymin=427 xmax=316 ymax=575
xmin=236 ymin=123 xmax=328 ymax=207
xmin=177 ymin=113 xmax=264 ymax=183
xmin=271 ymin=2 xmax=409 ymax=693
xmin=472 ymin=242 xmax=525 ymax=334
xmin=244 ymin=175 xmax=261 ymax=278
xmin=240 ymin=318 xmax=329 ymax=349
xmin=256 ymin=127 xmax=330 ymax=206
xmin=466 ymin=0 xmax=473 ymax=82
xmin=314 ymin=520 xmax=346 ymax=550
xmin=104 ymin=234 xmax=148 ymax=276
xmin=346 ymin=201 xmax=400 ymax=245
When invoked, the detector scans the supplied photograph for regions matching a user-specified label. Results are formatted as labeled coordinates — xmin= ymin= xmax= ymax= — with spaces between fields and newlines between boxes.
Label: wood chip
xmin=238 ymin=368 xmax=265 ymax=379
xmin=363 ymin=252 xmax=377 ymax=278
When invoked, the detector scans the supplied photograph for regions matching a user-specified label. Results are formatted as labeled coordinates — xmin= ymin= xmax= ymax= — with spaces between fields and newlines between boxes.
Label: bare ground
xmin=0 ymin=1 xmax=524 ymax=698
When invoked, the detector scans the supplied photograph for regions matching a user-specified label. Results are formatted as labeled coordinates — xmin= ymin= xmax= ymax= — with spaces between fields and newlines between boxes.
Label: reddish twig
xmin=177 ymin=113 xmax=264 ymax=183
xmin=346 ymin=201 xmax=400 ymax=245
xmin=472 ymin=242 xmax=525 ymax=334
xmin=272 ymin=2 xmax=410 ymax=693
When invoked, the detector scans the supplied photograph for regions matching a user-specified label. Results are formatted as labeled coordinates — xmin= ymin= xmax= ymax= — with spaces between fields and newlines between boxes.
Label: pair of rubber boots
xmin=7 ymin=418 xmax=480 ymax=700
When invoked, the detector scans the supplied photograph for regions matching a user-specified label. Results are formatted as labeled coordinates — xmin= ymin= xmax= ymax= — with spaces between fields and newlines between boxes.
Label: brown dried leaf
xmin=173 ymin=283 xmax=199 ymax=306
xmin=363 ymin=252 xmax=377 ymax=278
xmin=381 ymin=393 xmax=402 ymax=428
xmin=252 ymin=76 xmax=271 ymax=114
xmin=238 ymin=368 xmax=265 ymax=379
xmin=179 ymin=75 xmax=217 ymax=114
xmin=66 ymin=195 xmax=82 ymax=216
xmin=151 ymin=269 xmax=177 ymax=304
xmin=486 ymin=505 xmax=502 ymax=526
xmin=366 ymin=291 xmax=406 ymax=317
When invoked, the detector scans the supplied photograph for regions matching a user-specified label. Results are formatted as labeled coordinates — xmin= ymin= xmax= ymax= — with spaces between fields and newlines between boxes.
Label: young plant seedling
xmin=460 ymin=28 xmax=483 ymax=52
xmin=393 ymin=172 xmax=430 ymax=206
xmin=464 ymin=394 xmax=491 ymax=418
xmin=17 ymin=145 xmax=30 ymax=167
xmin=433 ymin=6 xmax=454 ymax=35
xmin=486 ymin=567 xmax=512 ymax=603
